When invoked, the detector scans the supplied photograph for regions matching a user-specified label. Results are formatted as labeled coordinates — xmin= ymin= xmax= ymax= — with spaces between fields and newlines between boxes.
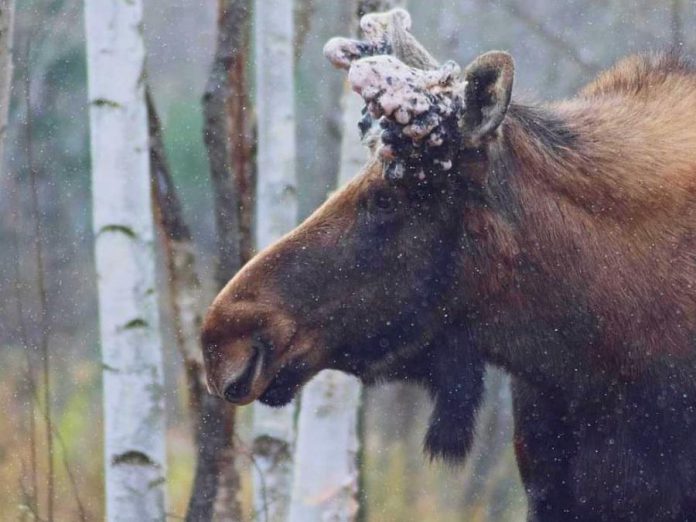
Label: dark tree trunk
xmin=186 ymin=1 xmax=253 ymax=521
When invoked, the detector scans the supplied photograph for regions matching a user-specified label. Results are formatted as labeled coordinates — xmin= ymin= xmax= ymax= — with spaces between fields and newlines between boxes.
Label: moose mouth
xmin=257 ymin=357 xmax=315 ymax=407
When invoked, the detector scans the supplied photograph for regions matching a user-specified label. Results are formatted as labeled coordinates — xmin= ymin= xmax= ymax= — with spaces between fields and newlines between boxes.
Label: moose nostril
xmin=223 ymin=379 xmax=249 ymax=403
xmin=222 ymin=346 xmax=261 ymax=403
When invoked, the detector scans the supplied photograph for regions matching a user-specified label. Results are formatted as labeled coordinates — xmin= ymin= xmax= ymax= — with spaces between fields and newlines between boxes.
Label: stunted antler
xmin=350 ymin=55 xmax=465 ymax=177
xmin=324 ymin=8 xmax=466 ymax=180
xmin=323 ymin=8 xmax=439 ymax=71
xmin=325 ymin=9 xmax=515 ymax=182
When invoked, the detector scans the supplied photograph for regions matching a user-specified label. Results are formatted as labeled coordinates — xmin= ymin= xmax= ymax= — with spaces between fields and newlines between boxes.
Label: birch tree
xmin=85 ymin=1 xmax=166 ymax=520
xmin=287 ymin=3 xmax=403 ymax=521
xmin=252 ymin=1 xmax=297 ymax=520
xmin=0 ymin=0 xmax=14 ymax=169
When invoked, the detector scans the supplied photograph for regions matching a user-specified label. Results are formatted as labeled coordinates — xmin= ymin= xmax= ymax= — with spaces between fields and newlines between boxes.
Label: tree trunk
xmin=289 ymin=373 xmax=362 ymax=522
xmin=185 ymin=1 xmax=253 ymax=520
xmin=288 ymin=3 xmax=402 ymax=521
xmin=84 ymin=1 xmax=167 ymax=520
xmin=148 ymin=91 xmax=205 ymax=414
xmin=148 ymin=91 xmax=241 ymax=522
xmin=252 ymin=1 xmax=297 ymax=521
xmin=0 ymin=0 xmax=15 ymax=169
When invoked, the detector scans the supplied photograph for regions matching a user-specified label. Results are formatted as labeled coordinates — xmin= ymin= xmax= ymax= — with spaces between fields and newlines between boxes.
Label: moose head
xmin=202 ymin=9 xmax=516 ymax=461
xmin=201 ymin=8 xmax=696 ymax=518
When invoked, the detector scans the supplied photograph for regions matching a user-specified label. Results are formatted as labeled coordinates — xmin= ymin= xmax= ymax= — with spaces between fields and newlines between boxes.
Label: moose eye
xmin=371 ymin=189 xmax=397 ymax=213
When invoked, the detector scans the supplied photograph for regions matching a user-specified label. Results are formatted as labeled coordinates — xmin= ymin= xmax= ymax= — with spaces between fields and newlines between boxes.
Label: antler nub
xmin=348 ymin=55 xmax=465 ymax=169
xmin=325 ymin=8 xmax=463 ymax=179
xmin=323 ymin=9 xmax=406 ymax=70
xmin=323 ymin=8 xmax=437 ymax=71
xmin=323 ymin=37 xmax=375 ymax=70
xmin=349 ymin=56 xmax=461 ymax=124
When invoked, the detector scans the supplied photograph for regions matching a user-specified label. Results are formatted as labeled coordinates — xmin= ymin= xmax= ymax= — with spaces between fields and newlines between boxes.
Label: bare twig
xmin=12 ymin=203 xmax=87 ymax=521
xmin=9 ymin=174 xmax=40 ymax=520
xmin=23 ymin=40 xmax=54 ymax=522
xmin=25 ymin=379 xmax=89 ymax=521
xmin=18 ymin=473 xmax=46 ymax=522
xmin=232 ymin=434 xmax=270 ymax=522
xmin=52 ymin=429 xmax=88 ymax=521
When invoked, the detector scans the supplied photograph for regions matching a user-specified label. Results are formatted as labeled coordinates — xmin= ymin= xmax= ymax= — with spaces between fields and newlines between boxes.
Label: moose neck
xmin=471 ymin=97 xmax=696 ymax=391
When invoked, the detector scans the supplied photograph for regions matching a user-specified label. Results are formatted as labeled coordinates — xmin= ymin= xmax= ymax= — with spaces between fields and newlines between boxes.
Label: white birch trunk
xmin=85 ymin=1 xmax=167 ymax=520
xmin=253 ymin=1 xmax=297 ymax=521
xmin=0 ymin=0 xmax=15 ymax=170
xmin=289 ymin=373 xmax=362 ymax=522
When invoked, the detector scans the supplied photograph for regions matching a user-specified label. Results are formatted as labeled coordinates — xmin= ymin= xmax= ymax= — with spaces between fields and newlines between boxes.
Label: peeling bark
xmin=148 ymin=91 xmax=239 ymax=522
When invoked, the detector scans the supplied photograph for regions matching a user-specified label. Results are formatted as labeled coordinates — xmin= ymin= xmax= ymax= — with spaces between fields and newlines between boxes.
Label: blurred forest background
xmin=0 ymin=0 xmax=693 ymax=520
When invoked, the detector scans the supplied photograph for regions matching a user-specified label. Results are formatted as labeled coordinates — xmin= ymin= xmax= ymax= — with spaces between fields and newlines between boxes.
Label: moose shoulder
xmin=202 ymin=11 xmax=696 ymax=520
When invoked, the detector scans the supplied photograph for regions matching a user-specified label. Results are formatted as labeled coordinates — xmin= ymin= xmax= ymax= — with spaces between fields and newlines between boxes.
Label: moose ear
xmin=461 ymin=51 xmax=514 ymax=146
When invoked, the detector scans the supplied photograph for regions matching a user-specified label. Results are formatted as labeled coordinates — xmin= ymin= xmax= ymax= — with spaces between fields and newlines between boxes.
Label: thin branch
xmin=232 ymin=434 xmax=270 ymax=522
xmin=18 ymin=473 xmax=46 ymax=522
xmin=23 ymin=39 xmax=54 ymax=522
xmin=52 ymin=429 xmax=88 ymax=522
xmin=11 ymin=196 xmax=87 ymax=521
xmin=9 ymin=175 xmax=40 ymax=520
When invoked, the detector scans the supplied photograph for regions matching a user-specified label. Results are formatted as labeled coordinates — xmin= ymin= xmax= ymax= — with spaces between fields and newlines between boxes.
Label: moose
xmin=202 ymin=9 xmax=696 ymax=521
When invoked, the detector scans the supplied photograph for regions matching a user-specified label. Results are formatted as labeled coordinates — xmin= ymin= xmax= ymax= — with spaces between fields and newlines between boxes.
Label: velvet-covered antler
xmin=324 ymin=9 xmax=515 ymax=182
xmin=324 ymin=8 xmax=467 ymax=181
xmin=324 ymin=9 xmax=439 ymax=71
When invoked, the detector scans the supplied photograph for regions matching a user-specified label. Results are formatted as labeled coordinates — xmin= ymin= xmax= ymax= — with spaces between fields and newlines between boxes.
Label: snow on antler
xmin=349 ymin=56 xmax=462 ymax=134
xmin=323 ymin=8 xmax=410 ymax=70
xmin=325 ymin=8 xmax=466 ymax=180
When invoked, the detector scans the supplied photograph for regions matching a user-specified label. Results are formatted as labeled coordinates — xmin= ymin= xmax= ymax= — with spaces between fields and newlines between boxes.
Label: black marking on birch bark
xmin=123 ymin=318 xmax=148 ymax=330
xmin=98 ymin=224 xmax=137 ymax=238
xmin=91 ymin=98 xmax=122 ymax=108
xmin=112 ymin=450 xmax=156 ymax=467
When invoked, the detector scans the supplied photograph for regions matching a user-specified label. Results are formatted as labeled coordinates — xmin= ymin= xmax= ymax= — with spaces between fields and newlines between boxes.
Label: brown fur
xmin=500 ymin=53 xmax=696 ymax=376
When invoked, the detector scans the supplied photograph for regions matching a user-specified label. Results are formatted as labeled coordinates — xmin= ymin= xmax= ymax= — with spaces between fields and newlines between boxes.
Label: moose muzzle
xmin=201 ymin=296 xmax=298 ymax=405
